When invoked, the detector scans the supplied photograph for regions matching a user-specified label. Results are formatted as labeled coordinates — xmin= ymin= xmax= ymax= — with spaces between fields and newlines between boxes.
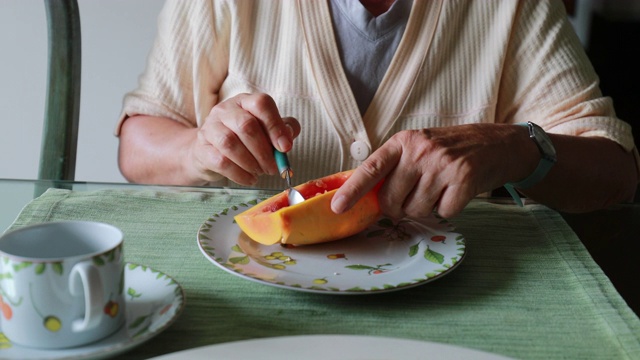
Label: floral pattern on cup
xmin=0 ymin=263 xmax=185 ymax=356
xmin=0 ymin=243 xmax=125 ymax=337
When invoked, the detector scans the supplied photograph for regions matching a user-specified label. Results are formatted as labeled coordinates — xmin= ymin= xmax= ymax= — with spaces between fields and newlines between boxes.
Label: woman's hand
xmin=331 ymin=124 xmax=536 ymax=219
xmin=187 ymin=93 xmax=301 ymax=185
xmin=118 ymin=93 xmax=300 ymax=186
xmin=331 ymin=123 xmax=638 ymax=218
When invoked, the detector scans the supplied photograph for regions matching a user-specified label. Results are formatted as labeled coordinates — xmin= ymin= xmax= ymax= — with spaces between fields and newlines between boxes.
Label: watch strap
xmin=504 ymin=183 xmax=524 ymax=207
xmin=505 ymin=122 xmax=556 ymax=206
xmin=508 ymin=155 xmax=556 ymax=190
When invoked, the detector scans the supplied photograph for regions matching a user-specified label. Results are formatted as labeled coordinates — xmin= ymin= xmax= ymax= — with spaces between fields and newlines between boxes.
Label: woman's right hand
xmin=187 ymin=93 xmax=301 ymax=185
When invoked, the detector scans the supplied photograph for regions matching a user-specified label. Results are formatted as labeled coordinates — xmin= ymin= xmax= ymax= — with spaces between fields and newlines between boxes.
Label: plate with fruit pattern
xmin=0 ymin=263 xmax=185 ymax=360
xmin=197 ymin=200 xmax=466 ymax=294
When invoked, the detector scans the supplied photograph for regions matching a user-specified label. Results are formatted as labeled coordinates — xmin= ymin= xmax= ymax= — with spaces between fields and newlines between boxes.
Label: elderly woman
xmin=117 ymin=0 xmax=638 ymax=219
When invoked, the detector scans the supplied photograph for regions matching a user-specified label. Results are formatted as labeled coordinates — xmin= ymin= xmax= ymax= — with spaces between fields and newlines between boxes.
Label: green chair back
xmin=38 ymin=0 xmax=81 ymax=181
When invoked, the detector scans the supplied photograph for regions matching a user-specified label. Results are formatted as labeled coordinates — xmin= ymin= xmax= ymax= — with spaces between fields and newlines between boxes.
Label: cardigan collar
xmin=298 ymin=0 xmax=443 ymax=158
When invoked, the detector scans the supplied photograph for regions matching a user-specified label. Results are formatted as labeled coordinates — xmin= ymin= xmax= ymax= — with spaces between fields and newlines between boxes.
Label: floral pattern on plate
xmin=197 ymin=199 xmax=466 ymax=294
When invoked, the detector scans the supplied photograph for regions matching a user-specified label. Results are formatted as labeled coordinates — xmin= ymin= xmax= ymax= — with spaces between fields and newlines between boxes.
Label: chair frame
xmin=39 ymin=0 xmax=81 ymax=181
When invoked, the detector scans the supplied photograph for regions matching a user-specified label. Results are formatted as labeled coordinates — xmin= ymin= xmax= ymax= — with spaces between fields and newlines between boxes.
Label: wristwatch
xmin=504 ymin=121 xmax=557 ymax=206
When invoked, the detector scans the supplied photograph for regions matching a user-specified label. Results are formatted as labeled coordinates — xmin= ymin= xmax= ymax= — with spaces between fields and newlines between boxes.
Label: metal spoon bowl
xmin=274 ymin=149 xmax=305 ymax=205
xmin=285 ymin=172 xmax=305 ymax=206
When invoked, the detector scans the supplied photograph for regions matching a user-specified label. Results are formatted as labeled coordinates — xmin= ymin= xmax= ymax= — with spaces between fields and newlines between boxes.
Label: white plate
xmin=197 ymin=200 xmax=466 ymax=294
xmin=0 ymin=263 xmax=185 ymax=360
xmin=148 ymin=335 xmax=513 ymax=360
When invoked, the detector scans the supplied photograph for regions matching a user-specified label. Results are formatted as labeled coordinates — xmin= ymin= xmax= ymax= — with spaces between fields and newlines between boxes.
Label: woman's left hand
xmin=331 ymin=124 xmax=536 ymax=219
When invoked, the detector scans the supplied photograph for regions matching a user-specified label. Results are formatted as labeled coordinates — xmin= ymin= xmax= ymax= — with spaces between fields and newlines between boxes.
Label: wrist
xmin=505 ymin=122 xmax=557 ymax=205
xmin=183 ymin=129 xmax=222 ymax=186
xmin=508 ymin=123 xmax=541 ymax=184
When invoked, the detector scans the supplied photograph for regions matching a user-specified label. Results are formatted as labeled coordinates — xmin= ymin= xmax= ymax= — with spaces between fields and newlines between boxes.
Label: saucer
xmin=0 ymin=263 xmax=185 ymax=360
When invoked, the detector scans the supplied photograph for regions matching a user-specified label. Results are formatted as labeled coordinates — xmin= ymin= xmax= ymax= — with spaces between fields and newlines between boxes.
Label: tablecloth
xmin=4 ymin=188 xmax=639 ymax=359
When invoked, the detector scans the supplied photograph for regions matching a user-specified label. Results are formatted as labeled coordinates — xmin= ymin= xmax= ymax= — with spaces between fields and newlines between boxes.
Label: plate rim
xmin=197 ymin=200 xmax=466 ymax=295
xmin=148 ymin=334 xmax=513 ymax=360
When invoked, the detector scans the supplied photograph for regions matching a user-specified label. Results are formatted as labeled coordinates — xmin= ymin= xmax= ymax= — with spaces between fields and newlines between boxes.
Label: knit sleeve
xmin=115 ymin=0 xmax=230 ymax=135
xmin=496 ymin=0 xmax=636 ymax=154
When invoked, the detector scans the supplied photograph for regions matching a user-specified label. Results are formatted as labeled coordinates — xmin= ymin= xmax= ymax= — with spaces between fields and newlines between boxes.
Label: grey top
xmin=329 ymin=0 xmax=413 ymax=115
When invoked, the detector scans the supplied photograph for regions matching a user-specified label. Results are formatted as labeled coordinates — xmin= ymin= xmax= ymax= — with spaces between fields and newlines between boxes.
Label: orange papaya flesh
xmin=234 ymin=170 xmax=382 ymax=246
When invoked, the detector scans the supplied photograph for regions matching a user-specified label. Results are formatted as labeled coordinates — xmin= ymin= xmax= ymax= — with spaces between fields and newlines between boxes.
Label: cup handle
xmin=68 ymin=261 xmax=104 ymax=332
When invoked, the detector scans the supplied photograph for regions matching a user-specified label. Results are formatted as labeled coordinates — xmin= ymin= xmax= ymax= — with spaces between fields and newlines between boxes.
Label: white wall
xmin=0 ymin=0 xmax=164 ymax=183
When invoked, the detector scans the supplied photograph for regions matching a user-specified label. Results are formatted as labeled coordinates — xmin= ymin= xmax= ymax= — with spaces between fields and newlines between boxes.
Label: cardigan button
xmin=350 ymin=141 xmax=370 ymax=161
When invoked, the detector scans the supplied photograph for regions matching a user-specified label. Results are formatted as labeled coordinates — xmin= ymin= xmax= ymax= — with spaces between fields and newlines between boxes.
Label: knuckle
xmin=392 ymin=130 xmax=437 ymax=161
xmin=214 ymin=131 xmax=237 ymax=151
xmin=414 ymin=131 xmax=437 ymax=152
xmin=283 ymin=118 xmax=301 ymax=139
xmin=435 ymin=205 xmax=455 ymax=219
xmin=393 ymin=130 xmax=414 ymax=142
xmin=209 ymin=152 xmax=233 ymax=172
xmin=336 ymin=181 xmax=365 ymax=201
xmin=207 ymin=105 xmax=222 ymax=117
xmin=394 ymin=129 xmax=422 ymax=145
xmin=406 ymin=204 xmax=432 ymax=219
xmin=250 ymin=93 xmax=276 ymax=109
xmin=235 ymin=115 xmax=261 ymax=136
xmin=435 ymin=195 xmax=466 ymax=219
xmin=359 ymin=158 xmax=386 ymax=180
xmin=379 ymin=191 xmax=405 ymax=219
xmin=383 ymin=205 xmax=405 ymax=220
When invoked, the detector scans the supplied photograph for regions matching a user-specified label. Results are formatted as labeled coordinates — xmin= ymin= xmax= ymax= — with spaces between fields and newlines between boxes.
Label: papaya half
xmin=234 ymin=170 xmax=382 ymax=246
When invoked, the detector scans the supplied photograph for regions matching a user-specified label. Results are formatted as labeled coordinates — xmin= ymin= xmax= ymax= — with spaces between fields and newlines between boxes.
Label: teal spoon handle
xmin=273 ymin=148 xmax=290 ymax=178
xmin=273 ymin=148 xmax=305 ymax=204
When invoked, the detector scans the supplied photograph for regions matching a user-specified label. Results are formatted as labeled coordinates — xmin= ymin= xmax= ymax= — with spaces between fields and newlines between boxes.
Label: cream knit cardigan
xmin=118 ymin=0 xmax=639 ymax=189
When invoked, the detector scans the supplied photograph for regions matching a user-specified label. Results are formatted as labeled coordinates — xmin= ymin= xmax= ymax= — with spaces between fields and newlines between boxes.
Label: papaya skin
xmin=234 ymin=170 xmax=382 ymax=246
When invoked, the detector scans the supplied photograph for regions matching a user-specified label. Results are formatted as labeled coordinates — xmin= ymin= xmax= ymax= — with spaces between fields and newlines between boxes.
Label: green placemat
xmin=4 ymin=188 xmax=640 ymax=359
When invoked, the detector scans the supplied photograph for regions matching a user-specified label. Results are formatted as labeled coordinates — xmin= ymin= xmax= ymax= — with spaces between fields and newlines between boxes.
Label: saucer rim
xmin=0 ymin=262 xmax=186 ymax=360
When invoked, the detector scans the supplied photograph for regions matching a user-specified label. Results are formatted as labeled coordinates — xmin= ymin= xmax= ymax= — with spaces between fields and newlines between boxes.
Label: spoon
xmin=273 ymin=149 xmax=305 ymax=205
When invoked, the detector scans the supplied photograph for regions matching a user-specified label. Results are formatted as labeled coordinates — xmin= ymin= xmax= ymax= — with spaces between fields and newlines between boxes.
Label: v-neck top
xmin=117 ymin=0 xmax=639 ymax=189
xmin=328 ymin=0 xmax=412 ymax=115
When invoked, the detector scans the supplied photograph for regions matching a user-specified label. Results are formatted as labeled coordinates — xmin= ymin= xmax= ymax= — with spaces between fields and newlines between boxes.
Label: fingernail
xmin=266 ymin=165 xmax=278 ymax=176
xmin=331 ymin=194 xmax=348 ymax=214
xmin=285 ymin=123 xmax=295 ymax=138
xmin=277 ymin=136 xmax=291 ymax=152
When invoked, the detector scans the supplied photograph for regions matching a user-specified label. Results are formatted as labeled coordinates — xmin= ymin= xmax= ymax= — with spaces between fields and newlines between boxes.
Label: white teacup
xmin=0 ymin=221 xmax=125 ymax=349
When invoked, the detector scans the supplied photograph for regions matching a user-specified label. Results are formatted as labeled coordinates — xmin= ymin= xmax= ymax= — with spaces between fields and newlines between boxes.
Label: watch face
xmin=537 ymin=133 xmax=556 ymax=156
xmin=529 ymin=123 xmax=557 ymax=161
